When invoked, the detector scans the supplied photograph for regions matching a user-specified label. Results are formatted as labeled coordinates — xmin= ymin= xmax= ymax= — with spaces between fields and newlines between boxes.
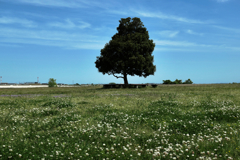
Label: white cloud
xmin=212 ymin=25 xmax=240 ymax=33
xmin=0 ymin=43 xmax=21 ymax=47
xmin=154 ymin=40 xmax=197 ymax=47
xmin=154 ymin=39 xmax=240 ymax=53
xmin=0 ymin=16 xmax=36 ymax=27
xmin=216 ymin=0 xmax=230 ymax=2
xmin=10 ymin=0 xmax=86 ymax=8
xmin=186 ymin=30 xmax=203 ymax=36
xmin=48 ymin=19 xmax=90 ymax=29
xmin=8 ymin=0 xmax=109 ymax=9
xmin=226 ymin=46 xmax=240 ymax=51
xmin=186 ymin=30 xmax=194 ymax=34
xmin=1 ymin=27 xmax=239 ymax=52
xmin=0 ymin=27 xmax=98 ymax=41
xmin=0 ymin=36 xmax=105 ymax=50
xmin=133 ymin=10 xmax=205 ymax=24
xmin=154 ymin=47 xmax=198 ymax=52
xmin=158 ymin=30 xmax=179 ymax=38
xmin=0 ymin=27 xmax=106 ymax=50
xmin=107 ymin=10 xmax=128 ymax=16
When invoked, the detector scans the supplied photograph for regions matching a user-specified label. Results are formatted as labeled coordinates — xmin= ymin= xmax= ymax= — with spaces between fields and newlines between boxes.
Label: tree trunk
xmin=123 ymin=73 xmax=128 ymax=87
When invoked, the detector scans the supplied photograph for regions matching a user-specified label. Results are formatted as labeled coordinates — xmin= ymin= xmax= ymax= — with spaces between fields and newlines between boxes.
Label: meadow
xmin=0 ymin=84 xmax=240 ymax=160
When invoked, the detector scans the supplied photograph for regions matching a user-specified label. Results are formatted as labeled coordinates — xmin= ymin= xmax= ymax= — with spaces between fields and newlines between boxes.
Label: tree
xmin=48 ymin=78 xmax=57 ymax=87
xmin=174 ymin=79 xmax=182 ymax=84
xmin=95 ymin=17 xmax=156 ymax=86
xmin=163 ymin=80 xmax=172 ymax=84
xmin=183 ymin=79 xmax=193 ymax=84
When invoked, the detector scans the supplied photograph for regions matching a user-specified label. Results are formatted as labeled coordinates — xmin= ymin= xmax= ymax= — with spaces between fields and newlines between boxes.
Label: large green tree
xmin=95 ymin=17 xmax=156 ymax=86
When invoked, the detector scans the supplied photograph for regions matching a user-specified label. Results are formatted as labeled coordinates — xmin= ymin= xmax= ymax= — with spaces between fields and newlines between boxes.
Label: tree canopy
xmin=95 ymin=17 xmax=156 ymax=86
xmin=48 ymin=78 xmax=57 ymax=87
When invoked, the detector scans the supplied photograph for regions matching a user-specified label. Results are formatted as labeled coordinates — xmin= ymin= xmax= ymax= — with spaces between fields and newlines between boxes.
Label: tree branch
xmin=112 ymin=73 xmax=124 ymax=79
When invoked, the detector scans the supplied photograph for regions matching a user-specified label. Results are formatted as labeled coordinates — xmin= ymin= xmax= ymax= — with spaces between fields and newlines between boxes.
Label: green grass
xmin=0 ymin=84 xmax=240 ymax=159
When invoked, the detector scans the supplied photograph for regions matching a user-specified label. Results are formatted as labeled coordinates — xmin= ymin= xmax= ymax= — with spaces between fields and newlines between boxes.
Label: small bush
xmin=174 ymin=79 xmax=182 ymax=84
xmin=163 ymin=80 xmax=172 ymax=84
xmin=163 ymin=79 xmax=193 ymax=84
xmin=109 ymin=82 xmax=116 ymax=84
xmin=183 ymin=79 xmax=193 ymax=84
xmin=48 ymin=78 xmax=57 ymax=87
xmin=151 ymin=84 xmax=158 ymax=88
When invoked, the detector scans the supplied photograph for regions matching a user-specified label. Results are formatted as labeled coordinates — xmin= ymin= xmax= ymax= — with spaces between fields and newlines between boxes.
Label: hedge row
xmin=163 ymin=79 xmax=193 ymax=84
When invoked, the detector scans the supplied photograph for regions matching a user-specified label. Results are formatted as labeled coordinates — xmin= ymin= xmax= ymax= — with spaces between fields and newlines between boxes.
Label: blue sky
xmin=1 ymin=0 xmax=240 ymax=84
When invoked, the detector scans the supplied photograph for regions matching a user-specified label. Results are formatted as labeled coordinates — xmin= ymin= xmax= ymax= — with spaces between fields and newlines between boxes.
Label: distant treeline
xmin=163 ymin=79 xmax=193 ymax=84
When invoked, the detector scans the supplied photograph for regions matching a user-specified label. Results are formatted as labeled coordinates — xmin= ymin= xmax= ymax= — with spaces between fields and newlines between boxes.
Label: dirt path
xmin=0 ymin=85 xmax=49 ymax=88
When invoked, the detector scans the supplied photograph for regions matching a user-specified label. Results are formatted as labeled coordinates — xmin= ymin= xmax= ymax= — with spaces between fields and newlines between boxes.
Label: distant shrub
xmin=183 ymin=79 xmax=193 ymax=84
xmin=151 ymin=84 xmax=158 ymax=88
xmin=163 ymin=79 xmax=193 ymax=84
xmin=48 ymin=78 xmax=57 ymax=87
xmin=75 ymin=83 xmax=80 ymax=85
xmin=163 ymin=80 xmax=172 ymax=84
xmin=109 ymin=82 xmax=116 ymax=84
xmin=174 ymin=79 xmax=182 ymax=84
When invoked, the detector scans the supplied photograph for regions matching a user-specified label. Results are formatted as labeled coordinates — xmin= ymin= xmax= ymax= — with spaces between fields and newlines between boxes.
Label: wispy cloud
xmin=186 ymin=30 xmax=203 ymax=36
xmin=0 ymin=37 xmax=104 ymax=50
xmin=154 ymin=40 xmax=198 ymax=47
xmin=154 ymin=47 xmax=198 ymax=52
xmin=9 ymin=0 xmax=110 ymax=9
xmin=107 ymin=10 xmax=129 ymax=16
xmin=225 ymin=46 xmax=240 ymax=51
xmin=133 ymin=10 xmax=205 ymax=24
xmin=216 ymin=0 xmax=230 ymax=2
xmin=154 ymin=39 xmax=240 ymax=53
xmin=158 ymin=30 xmax=179 ymax=38
xmin=48 ymin=19 xmax=91 ymax=29
xmin=0 ymin=16 xmax=36 ymax=27
xmin=0 ymin=27 xmax=106 ymax=50
xmin=212 ymin=25 xmax=240 ymax=33
xmin=10 ymin=0 xmax=87 ymax=8
xmin=0 ymin=43 xmax=21 ymax=47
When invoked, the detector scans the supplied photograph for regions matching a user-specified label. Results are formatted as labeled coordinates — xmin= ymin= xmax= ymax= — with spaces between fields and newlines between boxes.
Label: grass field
xmin=0 ymin=84 xmax=240 ymax=159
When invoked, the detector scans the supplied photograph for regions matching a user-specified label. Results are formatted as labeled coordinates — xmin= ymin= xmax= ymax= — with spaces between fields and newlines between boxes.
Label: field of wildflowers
xmin=0 ymin=84 xmax=240 ymax=159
